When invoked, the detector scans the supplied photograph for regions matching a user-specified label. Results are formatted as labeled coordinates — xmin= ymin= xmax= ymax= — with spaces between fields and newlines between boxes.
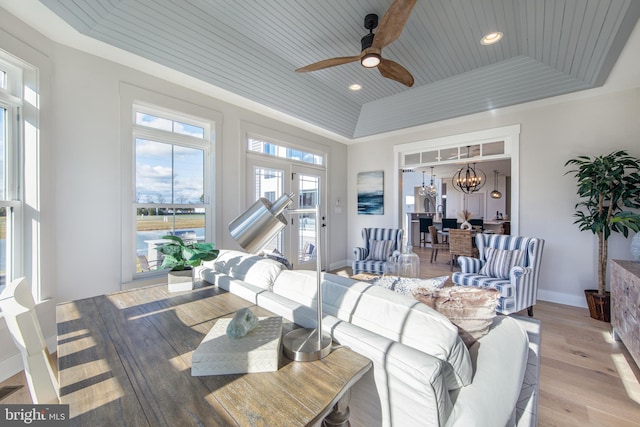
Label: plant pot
xmin=584 ymin=289 xmax=610 ymax=322
xmin=168 ymin=268 xmax=194 ymax=292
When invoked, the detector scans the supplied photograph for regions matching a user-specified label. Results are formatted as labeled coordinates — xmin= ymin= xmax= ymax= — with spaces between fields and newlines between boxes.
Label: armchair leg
xmin=527 ymin=306 xmax=534 ymax=317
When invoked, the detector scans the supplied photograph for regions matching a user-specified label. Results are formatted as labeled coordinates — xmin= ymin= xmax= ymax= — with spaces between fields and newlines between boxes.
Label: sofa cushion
xmin=413 ymin=286 xmax=500 ymax=348
xmin=479 ymin=247 xmax=524 ymax=279
xmin=272 ymin=270 xmax=472 ymax=390
xmin=212 ymin=249 xmax=284 ymax=290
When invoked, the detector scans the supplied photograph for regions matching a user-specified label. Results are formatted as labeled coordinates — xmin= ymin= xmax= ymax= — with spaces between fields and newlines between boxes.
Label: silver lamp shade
xmin=228 ymin=193 xmax=294 ymax=254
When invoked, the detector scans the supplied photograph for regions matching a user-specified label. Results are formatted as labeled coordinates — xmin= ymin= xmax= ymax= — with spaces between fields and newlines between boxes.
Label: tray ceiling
xmin=33 ymin=0 xmax=640 ymax=138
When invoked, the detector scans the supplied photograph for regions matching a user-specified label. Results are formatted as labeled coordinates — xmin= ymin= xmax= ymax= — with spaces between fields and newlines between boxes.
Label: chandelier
xmin=490 ymin=170 xmax=502 ymax=199
xmin=452 ymin=146 xmax=486 ymax=194
xmin=427 ymin=167 xmax=437 ymax=197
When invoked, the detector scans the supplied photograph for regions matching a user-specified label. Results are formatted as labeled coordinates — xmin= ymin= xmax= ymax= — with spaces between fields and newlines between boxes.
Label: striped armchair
xmin=452 ymin=234 xmax=545 ymax=316
xmin=352 ymin=228 xmax=404 ymax=275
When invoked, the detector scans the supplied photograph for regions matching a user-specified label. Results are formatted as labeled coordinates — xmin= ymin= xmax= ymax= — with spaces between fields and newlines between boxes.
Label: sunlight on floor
xmin=611 ymin=353 xmax=640 ymax=405
xmin=58 ymin=329 xmax=96 ymax=352
xmin=601 ymin=330 xmax=617 ymax=344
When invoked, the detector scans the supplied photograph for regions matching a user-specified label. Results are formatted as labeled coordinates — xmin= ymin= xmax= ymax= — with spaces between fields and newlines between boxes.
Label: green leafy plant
xmin=565 ymin=150 xmax=640 ymax=295
xmin=156 ymin=235 xmax=219 ymax=271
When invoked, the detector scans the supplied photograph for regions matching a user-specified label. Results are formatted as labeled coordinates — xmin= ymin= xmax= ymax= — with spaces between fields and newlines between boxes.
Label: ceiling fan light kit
xmin=361 ymin=52 xmax=381 ymax=68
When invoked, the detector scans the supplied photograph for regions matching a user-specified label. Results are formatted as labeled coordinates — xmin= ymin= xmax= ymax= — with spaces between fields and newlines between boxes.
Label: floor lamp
xmin=228 ymin=193 xmax=332 ymax=361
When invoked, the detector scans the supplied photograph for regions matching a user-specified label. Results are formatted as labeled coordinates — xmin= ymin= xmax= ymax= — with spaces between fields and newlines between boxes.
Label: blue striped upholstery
xmin=452 ymin=234 xmax=545 ymax=315
xmin=352 ymin=228 xmax=404 ymax=275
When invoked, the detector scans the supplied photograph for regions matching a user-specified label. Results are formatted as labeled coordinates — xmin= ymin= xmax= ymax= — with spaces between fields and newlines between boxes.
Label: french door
xmin=247 ymin=157 xmax=325 ymax=270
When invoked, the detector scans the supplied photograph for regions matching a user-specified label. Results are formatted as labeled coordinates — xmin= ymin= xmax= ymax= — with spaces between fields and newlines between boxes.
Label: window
xmin=248 ymin=137 xmax=323 ymax=166
xmin=0 ymin=58 xmax=23 ymax=293
xmin=133 ymin=106 xmax=212 ymax=275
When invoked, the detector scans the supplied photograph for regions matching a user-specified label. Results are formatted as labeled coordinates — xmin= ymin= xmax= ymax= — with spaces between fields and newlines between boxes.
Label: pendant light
xmin=491 ymin=170 xmax=502 ymax=199
xmin=427 ymin=167 xmax=437 ymax=197
xmin=452 ymin=146 xmax=486 ymax=194
xmin=418 ymin=171 xmax=427 ymax=196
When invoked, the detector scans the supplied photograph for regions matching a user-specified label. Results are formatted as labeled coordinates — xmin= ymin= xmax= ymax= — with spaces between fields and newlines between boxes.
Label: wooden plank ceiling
xmin=38 ymin=0 xmax=640 ymax=139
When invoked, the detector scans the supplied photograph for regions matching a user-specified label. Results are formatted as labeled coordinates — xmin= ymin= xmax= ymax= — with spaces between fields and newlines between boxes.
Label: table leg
xmin=323 ymin=389 xmax=351 ymax=427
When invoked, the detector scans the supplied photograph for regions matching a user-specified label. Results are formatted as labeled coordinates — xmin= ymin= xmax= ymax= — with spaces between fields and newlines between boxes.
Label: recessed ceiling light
xmin=481 ymin=31 xmax=503 ymax=45
xmin=348 ymin=84 xmax=362 ymax=91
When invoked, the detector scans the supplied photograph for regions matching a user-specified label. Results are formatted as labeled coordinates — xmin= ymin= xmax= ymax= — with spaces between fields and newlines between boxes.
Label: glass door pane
xmin=253 ymin=166 xmax=285 ymax=254
xmin=292 ymin=166 xmax=324 ymax=270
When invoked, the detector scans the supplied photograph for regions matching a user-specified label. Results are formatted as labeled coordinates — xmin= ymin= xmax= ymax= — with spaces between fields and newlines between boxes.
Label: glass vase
xmin=631 ymin=232 xmax=640 ymax=262
xmin=398 ymin=244 xmax=420 ymax=278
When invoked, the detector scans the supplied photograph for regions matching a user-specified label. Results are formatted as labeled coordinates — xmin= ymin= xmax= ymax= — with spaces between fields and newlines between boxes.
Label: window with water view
xmin=133 ymin=108 xmax=211 ymax=274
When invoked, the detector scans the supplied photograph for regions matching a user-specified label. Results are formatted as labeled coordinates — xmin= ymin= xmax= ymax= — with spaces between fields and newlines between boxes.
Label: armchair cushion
xmin=479 ymin=247 xmax=525 ymax=279
xmin=366 ymin=239 xmax=395 ymax=261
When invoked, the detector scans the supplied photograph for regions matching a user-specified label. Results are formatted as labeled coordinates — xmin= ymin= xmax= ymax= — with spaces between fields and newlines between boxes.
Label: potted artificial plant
xmin=565 ymin=150 xmax=640 ymax=321
xmin=156 ymin=235 xmax=219 ymax=292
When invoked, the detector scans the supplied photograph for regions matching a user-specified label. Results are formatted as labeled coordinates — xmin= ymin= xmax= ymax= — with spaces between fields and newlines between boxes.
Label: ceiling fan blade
xmin=378 ymin=58 xmax=414 ymax=87
xmin=372 ymin=0 xmax=417 ymax=50
xmin=295 ymin=56 xmax=361 ymax=73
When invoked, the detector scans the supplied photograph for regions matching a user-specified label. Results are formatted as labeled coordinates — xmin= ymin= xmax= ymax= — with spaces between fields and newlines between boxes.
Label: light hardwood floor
xmin=2 ymin=245 xmax=639 ymax=426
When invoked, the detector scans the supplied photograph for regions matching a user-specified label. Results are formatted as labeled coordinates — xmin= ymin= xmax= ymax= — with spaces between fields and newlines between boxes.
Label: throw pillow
xmin=413 ymin=286 xmax=500 ymax=348
xmin=375 ymin=275 xmax=449 ymax=295
xmin=263 ymin=249 xmax=293 ymax=270
xmin=479 ymin=247 xmax=524 ymax=279
xmin=366 ymin=239 xmax=395 ymax=261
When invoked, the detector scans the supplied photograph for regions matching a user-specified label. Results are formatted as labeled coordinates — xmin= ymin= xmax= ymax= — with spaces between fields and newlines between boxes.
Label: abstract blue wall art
xmin=357 ymin=171 xmax=384 ymax=215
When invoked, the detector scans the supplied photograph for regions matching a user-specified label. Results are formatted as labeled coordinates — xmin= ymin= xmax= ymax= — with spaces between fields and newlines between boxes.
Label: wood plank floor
xmin=2 ymin=244 xmax=639 ymax=426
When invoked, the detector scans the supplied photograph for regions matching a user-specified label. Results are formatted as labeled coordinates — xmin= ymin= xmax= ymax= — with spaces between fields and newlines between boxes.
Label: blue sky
xmin=136 ymin=138 xmax=204 ymax=204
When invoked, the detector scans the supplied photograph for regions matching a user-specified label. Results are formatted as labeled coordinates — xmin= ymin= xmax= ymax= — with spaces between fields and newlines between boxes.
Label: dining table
xmin=56 ymin=281 xmax=372 ymax=426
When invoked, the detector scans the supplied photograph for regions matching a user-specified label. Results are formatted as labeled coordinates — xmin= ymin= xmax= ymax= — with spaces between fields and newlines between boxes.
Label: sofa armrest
xmin=458 ymin=256 xmax=483 ymax=273
xmin=323 ymin=316 xmax=453 ymax=427
xmin=445 ymin=316 xmax=529 ymax=427
xmin=353 ymin=246 xmax=368 ymax=261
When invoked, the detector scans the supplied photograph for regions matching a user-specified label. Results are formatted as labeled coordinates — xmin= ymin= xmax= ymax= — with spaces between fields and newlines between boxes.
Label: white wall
xmin=48 ymin=43 xmax=347 ymax=302
xmin=348 ymin=87 xmax=640 ymax=308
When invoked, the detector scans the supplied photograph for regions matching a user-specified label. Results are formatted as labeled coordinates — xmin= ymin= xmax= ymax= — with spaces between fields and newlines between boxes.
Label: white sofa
xmin=197 ymin=250 xmax=541 ymax=427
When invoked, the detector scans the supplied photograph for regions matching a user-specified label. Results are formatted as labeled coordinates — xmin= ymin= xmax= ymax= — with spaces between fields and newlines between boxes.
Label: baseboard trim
xmin=328 ymin=259 xmax=349 ymax=272
xmin=538 ymin=289 xmax=587 ymax=308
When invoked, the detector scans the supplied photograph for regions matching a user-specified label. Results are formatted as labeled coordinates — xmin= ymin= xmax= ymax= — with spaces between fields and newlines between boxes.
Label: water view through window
xmin=133 ymin=107 xmax=210 ymax=274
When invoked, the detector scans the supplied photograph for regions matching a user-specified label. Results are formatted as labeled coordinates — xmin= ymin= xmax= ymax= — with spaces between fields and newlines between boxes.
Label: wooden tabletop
xmin=56 ymin=282 xmax=371 ymax=426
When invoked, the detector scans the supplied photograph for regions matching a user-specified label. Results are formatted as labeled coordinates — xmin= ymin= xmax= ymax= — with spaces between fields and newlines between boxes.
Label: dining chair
xmin=419 ymin=217 xmax=433 ymax=246
xmin=428 ymin=226 xmax=449 ymax=263
xmin=0 ymin=277 xmax=59 ymax=404
xmin=448 ymin=229 xmax=479 ymax=271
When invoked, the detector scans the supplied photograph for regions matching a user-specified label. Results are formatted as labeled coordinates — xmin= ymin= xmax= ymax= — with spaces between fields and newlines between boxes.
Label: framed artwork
xmin=357 ymin=171 xmax=384 ymax=215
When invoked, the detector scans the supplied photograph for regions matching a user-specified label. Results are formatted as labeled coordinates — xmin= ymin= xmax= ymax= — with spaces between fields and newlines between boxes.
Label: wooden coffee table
xmin=57 ymin=282 xmax=371 ymax=426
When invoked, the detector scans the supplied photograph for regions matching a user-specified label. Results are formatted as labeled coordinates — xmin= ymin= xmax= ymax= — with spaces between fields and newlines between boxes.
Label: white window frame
xmin=120 ymin=84 xmax=221 ymax=286
xmin=0 ymin=56 xmax=25 ymax=295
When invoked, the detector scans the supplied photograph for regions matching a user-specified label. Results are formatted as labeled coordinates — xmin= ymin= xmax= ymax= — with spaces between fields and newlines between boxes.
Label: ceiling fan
xmin=295 ymin=0 xmax=416 ymax=87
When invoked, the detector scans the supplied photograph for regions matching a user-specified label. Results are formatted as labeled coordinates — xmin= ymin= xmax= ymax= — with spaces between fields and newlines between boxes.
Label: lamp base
xmin=282 ymin=328 xmax=332 ymax=362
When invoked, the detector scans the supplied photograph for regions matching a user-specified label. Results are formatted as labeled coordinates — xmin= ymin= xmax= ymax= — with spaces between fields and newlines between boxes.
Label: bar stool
xmin=419 ymin=217 xmax=433 ymax=246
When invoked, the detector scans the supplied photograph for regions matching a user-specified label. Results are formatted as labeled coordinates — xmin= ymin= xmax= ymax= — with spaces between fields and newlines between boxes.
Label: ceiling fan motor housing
xmin=364 ymin=13 xmax=379 ymax=31
xmin=361 ymin=33 xmax=375 ymax=50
